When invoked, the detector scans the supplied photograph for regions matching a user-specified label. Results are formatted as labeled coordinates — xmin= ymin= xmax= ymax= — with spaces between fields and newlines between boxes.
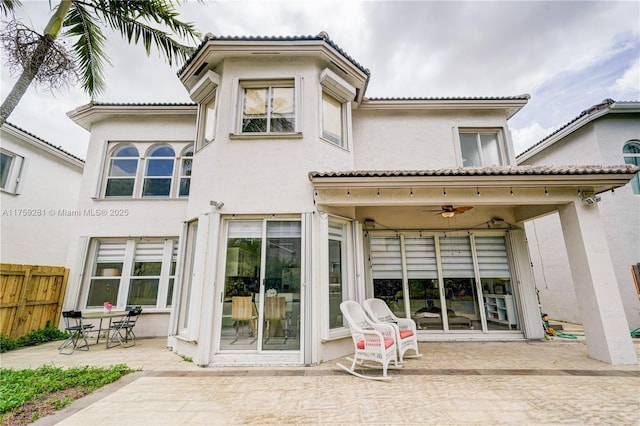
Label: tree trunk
xmin=0 ymin=35 xmax=55 ymax=127
xmin=1 ymin=0 xmax=71 ymax=126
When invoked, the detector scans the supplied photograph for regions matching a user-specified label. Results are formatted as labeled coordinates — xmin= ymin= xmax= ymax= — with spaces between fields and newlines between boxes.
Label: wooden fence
xmin=0 ymin=264 xmax=69 ymax=340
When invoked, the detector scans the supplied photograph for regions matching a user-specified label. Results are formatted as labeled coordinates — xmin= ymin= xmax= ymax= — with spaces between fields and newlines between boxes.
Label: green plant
xmin=0 ymin=322 xmax=68 ymax=353
xmin=180 ymin=355 xmax=193 ymax=363
xmin=0 ymin=364 xmax=132 ymax=415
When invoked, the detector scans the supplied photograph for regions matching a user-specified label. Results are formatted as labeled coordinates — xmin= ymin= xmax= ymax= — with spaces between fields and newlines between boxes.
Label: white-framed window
xmin=196 ymin=88 xmax=217 ymax=148
xmin=321 ymin=92 xmax=345 ymax=147
xmin=242 ymin=83 xmax=295 ymax=133
xmin=319 ymin=68 xmax=355 ymax=149
xmin=84 ymin=238 xmax=177 ymax=310
xmin=178 ymin=145 xmax=193 ymax=197
xmin=623 ymin=140 xmax=640 ymax=195
xmin=328 ymin=220 xmax=348 ymax=330
xmin=142 ymin=145 xmax=175 ymax=197
xmin=0 ymin=149 xmax=25 ymax=194
xmin=459 ymin=130 xmax=505 ymax=167
xmin=105 ymin=145 xmax=139 ymax=197
xmin=232 ymin=78 xmax=302 ymax=136
xmin=102 ymin=142 xmax=193 ymax=198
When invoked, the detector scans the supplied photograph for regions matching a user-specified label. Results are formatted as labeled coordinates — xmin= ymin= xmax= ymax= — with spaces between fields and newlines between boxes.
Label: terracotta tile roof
xmin=88 ymin=101 xmax=195 ymax=107
xmin=309 ymin=164 xmax=639 ymax=179
xmin=366 ymin=95 xmax=531 ymax=101
xmin=178 ymin=32 xmax=370 ymax=77
xmin=3 ymin=122 xmax=85 ymax=163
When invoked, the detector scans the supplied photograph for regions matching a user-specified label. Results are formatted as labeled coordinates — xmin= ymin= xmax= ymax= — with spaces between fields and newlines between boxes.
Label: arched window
xmin=143 ymin=145 xmax=175 ymax=197
xmin=179 ymin=145 xmax=194 ymax=197
xmin=623 ymin=140 xmax=640 ymax=195
xmin=106 ymin=145 xmax=139 ymax=197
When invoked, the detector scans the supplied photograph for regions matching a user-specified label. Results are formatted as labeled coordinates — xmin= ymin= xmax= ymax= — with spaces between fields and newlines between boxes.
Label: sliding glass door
xmin=219 ymin=220 xmax=301 ymax=351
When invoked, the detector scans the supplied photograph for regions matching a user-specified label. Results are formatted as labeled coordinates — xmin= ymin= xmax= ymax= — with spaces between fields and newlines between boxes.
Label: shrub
xmin=0 ymin=322 xmax=68 ymax=353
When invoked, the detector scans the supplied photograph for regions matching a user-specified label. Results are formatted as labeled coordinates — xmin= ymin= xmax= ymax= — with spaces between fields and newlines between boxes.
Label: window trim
xmin=457 ymin=128 xmax=506 ymax=168
xmin=231 ymin=77 xmax=303 ymax=137
xmin=82 ymin=238 xmax=178 ymax=311
xmin=142 ymin=144 xmax=176 ymax=198
xmin=0 ymin=149 xmax=25 ymax=195
xmin=319 ymin=68 xmax=355 ymax=150
xmin=322 ymin=215 xmax=354 ymax=341
xmin=101 ymin=142 xmax=193 ymax=199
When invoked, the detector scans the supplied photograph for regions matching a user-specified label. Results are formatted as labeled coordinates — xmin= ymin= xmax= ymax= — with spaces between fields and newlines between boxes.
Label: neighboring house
xmin=0 ymin=123 xmax=84 ymax=265
xmin=517 ymin=99 xmax=640 ymax=330
xmin=65 ymin=33 xmax=638 ymax=365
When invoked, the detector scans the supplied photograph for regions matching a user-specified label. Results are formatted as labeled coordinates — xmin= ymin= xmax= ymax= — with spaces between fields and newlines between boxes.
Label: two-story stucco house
xmin=1 ymin=123 xmax=84 ymax=265
xmin=65 ymin=34 xmax=638 ymax=366
xmin=518 ymin=99 xmax=640 ymax=331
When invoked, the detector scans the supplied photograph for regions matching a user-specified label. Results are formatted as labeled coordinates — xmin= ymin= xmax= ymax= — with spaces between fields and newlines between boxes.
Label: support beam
xmin=558 ymin=201 xmax=637 ymax=364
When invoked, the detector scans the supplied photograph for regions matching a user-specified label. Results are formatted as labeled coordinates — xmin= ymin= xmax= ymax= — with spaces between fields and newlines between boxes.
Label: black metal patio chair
xmin=58 ymin=310 xmax=94 ymax=354
xmin=106 ymin=307 xmax=142 ymax=348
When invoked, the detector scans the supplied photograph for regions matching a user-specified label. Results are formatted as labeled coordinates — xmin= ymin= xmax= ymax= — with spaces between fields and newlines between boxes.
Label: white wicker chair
xmin=363 ymin=298 xmax=422 ymax=362
xmin=337 ymin=300 xmax=400 ymax=380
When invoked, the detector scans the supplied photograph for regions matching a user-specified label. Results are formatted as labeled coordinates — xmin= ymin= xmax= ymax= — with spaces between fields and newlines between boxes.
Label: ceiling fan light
xmin=441 ymin=211 xmax=455 ymax=218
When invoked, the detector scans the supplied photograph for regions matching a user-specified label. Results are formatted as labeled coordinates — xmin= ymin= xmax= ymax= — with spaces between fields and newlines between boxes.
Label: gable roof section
xmin=309 ymin=165 xmax=639 ymax=194
xmin=1 ymin=122 xmax=84 ymax=167
xmin=517 ymin=99 xmax=640 ymax=162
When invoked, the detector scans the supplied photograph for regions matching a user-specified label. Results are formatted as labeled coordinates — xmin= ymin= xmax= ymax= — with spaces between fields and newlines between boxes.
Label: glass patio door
xmin=219 ymin=220 xmax=301 ymax=351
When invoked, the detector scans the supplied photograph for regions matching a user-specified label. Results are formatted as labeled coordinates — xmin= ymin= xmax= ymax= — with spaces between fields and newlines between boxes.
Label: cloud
xmin=512 ymin=122 xmax=557 ymax=156
xmin=2 ymin=1 xmax=639 ymax=158
xmin=610 ymin=58 xmax=640 ymax=98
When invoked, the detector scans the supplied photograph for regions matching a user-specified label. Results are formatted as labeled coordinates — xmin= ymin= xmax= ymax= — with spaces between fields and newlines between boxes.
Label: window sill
xmin=321 ymin=327 xmax=351 ymax=342
xmin=320 ymin=136 xmax=349 ymax=152
xmin=229 ymin=132 xmax=303 ymax=140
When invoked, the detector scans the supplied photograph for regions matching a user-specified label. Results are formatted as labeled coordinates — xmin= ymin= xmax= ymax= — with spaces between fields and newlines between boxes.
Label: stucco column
xmin=558 ymin=201 xmax=637 ymax=364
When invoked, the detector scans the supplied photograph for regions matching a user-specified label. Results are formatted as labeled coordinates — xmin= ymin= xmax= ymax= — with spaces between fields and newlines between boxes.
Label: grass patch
xmin=0 ymin=364 xmax=132 ymax=425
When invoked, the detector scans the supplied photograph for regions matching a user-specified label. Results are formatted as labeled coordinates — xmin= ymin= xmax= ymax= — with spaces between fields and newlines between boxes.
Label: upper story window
xmin=623 ymin=140 xmax=640 ymax=194
xmin=459 ymin=130 xmax=505 ymax=167
xmin=142 ymin=145 xmax=175 ymax=197
xmin=0 ymin=149 xmax=25 ymax=195
xmin=242 ymin=84 xmax=295 ymax=133
xmin=319 ymin=68 xmax=355 ymax=149
xmin=190 ymin=70 xmax=220 ymax=149
xmin=196 ymin=89 xmax=217 ymax=148
xmin=322 ymin=92 xmax=344 ymax=147
xmin=106 ymin=145 xmax=139 ymax=197
xmin=179 ymin=146 xmax=193 ymax=197
xmin=232 ymin=78 xmax=302 ymax=137
xmin=103 ymin=142 xmax=192 ymax=199
xmin=0 ymin=150 xmax=14 ymax=190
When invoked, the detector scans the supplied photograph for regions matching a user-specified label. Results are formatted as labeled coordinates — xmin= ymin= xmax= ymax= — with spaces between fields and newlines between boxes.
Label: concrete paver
xmin=1 ymin=335 xmax=638 ymax=425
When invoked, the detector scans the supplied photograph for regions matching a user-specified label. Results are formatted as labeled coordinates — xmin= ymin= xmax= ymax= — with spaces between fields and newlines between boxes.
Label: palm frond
xmin=64 ymin=3 xmax=110 ymax=97
xmin=87 ymin=0 xmax=200 ymax=65
xmin=0 ymin=0 xmax=22 ymax=17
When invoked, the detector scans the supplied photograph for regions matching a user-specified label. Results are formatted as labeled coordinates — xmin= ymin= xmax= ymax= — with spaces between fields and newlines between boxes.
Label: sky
xmin=1 ymin=0 xmax=639 ymax=160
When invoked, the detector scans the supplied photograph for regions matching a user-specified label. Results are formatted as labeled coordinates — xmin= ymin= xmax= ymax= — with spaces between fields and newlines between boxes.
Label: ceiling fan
xmin=428 ymin=205 xmax=474 ymax=218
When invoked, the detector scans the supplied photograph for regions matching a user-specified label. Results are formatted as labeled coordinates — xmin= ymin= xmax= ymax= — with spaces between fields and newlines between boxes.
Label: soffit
xmin=309 ymin=165 xmax=639 ymax=194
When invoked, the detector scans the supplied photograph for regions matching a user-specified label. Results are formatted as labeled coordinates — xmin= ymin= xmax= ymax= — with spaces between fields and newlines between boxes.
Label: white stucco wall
xmin=352 ymin=109 xmax=509 ymax=170
xmin=63 ymin=114 xmax=196 ymax=336
xmin=1 ymin=125 xmax=83 ymax=266
xmin=521 ymin=113 xmax=640 ymax=329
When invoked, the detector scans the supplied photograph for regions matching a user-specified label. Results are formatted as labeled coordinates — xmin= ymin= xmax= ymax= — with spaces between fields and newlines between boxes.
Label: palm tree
xmin=0 ymin=0 xmax=201 ymax=125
